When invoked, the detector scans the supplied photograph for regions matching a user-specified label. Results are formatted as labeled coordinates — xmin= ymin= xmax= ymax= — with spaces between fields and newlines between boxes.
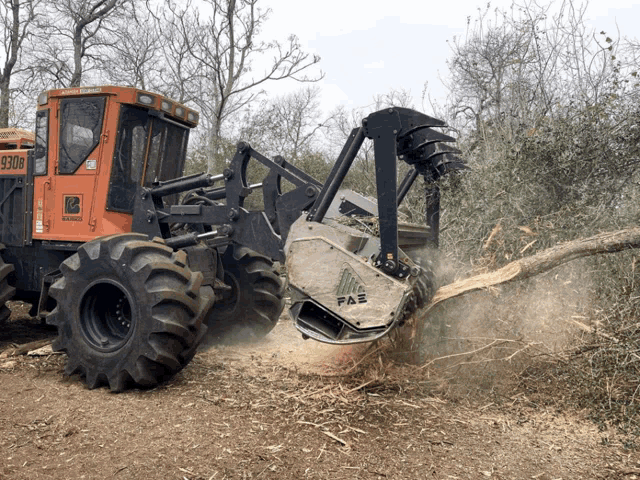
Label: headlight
xmin=187 ymin=111 xmax=199 ymax=124
xmin=136 ymin=93 xmax=155 ymax=106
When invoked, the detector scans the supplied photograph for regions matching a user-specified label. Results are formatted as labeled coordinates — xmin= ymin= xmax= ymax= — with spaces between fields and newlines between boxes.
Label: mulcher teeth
xmin=363 ymin=106 xmax=465 ymax=182
xmin=390 ymin=108 xmax=466 ymax=180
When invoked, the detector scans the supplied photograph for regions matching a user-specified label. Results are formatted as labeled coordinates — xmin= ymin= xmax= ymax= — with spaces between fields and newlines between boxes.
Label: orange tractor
xmin=0 ymin=86 xmax=463 ymax=391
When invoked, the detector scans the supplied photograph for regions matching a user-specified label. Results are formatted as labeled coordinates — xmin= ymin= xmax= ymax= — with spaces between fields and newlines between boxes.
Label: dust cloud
xmin=200 ymin=252 xmax=594 ymax=385
xmin=407 ymin=257 xmax=594 ymax=380
xmin=199 ymin=312 xmax=365 ymax=375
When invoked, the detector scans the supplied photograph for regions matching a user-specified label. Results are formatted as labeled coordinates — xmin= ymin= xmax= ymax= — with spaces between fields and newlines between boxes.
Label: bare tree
xmin=239 ymin=86 xmax=328 ymax=162
xmin=32 ymin=0 xmax=131 ymax=88
xmin=0 ymin=0 xmax=39 ymax=127
xmin=145 ymin=1 xmax=201 ymax=104
xmin=232 ymin=86 xmax=337 ymax=185
xmin=445 ymin=4 xmax=540 ymax=143
xmin=103 ymin=5 xmax=162 ymax=90
xmin=160 ymin=0 xmax=322 ymax=172
xmin=444 ymin=0 xmax=622 ymax=141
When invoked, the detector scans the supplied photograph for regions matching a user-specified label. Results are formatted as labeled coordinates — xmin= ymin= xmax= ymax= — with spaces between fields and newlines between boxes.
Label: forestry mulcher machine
xmin=0 ymin=86 xmax=463 ymax=391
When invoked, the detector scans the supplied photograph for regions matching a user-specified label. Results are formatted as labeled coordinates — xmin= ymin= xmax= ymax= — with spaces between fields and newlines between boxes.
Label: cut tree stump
xmin=425 ymin=226 xmax=640 ymax=313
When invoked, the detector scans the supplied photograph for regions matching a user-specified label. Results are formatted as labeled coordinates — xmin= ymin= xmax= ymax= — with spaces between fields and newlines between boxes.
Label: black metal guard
xmin=397 ymin=168 xmax=419 ymax=207
xmin=307 ymin=127 xmax=365 ymax=223
xmin=363 ymin=109 xmax=403 ymax=274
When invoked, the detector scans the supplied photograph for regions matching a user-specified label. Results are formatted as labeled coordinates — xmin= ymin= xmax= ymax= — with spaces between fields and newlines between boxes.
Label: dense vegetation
xmin=436 ymin=2 xmax=640 ymax=437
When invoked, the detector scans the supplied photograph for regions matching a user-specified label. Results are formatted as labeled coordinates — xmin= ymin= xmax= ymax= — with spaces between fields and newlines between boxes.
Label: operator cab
xmin=32 ymin=86 xmax=199 ymax=242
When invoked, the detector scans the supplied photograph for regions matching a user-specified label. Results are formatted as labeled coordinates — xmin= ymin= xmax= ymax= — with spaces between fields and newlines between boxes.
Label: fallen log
xmin=426 ymin=226 xmax=640 ymax=312
xmin=4 ymin=338 xmax=52 ymax=357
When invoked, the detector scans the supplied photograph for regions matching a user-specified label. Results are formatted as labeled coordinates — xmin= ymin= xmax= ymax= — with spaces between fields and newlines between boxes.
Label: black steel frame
xmin=131 ymin=107 xmax=464 ymax=277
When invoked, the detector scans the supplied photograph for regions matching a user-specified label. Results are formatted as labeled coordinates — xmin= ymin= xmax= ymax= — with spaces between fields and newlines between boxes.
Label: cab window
xmin=143 ymin=117 xmax=189 ymax=206
xmin=144 ymin=119 xmax=188 ymax=186
xmin=107 ymin=106 xmax=150 ymax=212
xmin=107 ymin=106 xmax=190 ymax=213
xmin=34 ymin=110 xmax=49 ymax=175
xmin=58 ymin=97 xmax=105 ymax=174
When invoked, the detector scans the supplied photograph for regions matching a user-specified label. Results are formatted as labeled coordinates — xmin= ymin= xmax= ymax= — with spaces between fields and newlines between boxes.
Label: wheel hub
xmin=79 ymin=280 xmax=134 ymax=352
xmin=218 ymin=271 xmax=239 ymax=313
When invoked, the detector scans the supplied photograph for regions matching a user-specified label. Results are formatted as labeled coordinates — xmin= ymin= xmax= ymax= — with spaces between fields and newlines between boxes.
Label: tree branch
xmin=427 ymin=227 xmax=640 ymax=311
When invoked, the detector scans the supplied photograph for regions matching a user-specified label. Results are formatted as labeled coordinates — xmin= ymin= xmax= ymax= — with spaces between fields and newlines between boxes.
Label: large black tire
xmin=204 ymin=245 xmax=284 ymax=343
xmin=46 ymin=234 xmax=213 ymax=392
xmin=0 ymin=253 xmax=14 ymax=323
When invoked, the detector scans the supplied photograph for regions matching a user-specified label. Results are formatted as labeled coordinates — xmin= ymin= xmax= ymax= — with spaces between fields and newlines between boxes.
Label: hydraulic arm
xmin=131 ymin=106 xmax=464 ymax=344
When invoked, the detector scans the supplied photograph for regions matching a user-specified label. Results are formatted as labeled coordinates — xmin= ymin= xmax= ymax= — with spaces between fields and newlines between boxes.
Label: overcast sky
xmin=254 ymin=0 xmax=640 ymax=112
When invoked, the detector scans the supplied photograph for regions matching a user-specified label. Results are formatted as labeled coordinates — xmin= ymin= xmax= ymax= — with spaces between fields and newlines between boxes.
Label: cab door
xmin=33 ymin=96 xmax=108 ymax=242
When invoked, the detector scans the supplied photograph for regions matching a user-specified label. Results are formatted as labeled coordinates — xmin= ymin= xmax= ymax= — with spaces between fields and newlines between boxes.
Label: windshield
xmin=144 ymin=117 xmax=189 ymax=186
xmin=107 ymin=105 xmax=190 ymax=213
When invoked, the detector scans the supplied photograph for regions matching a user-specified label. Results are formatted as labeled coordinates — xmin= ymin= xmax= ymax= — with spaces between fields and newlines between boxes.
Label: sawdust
xmin=0 ymin=301 xmax=636 ymax=479
xmin=201 ymin=317 xmax=366 ymax=376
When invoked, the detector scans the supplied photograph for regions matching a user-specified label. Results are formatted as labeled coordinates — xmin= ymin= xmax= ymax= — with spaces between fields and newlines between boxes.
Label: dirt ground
xmin=0 ymin=301 xmax=638 ymax=480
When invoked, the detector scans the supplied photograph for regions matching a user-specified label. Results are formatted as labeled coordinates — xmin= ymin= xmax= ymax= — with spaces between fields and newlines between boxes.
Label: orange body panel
xmin=0 ymin=129 xmax=34 ymax=176
xmin=31 ymin=92 xmax=134 ymax=242
xmin=0 ymin=150 xmax=29 ymax=175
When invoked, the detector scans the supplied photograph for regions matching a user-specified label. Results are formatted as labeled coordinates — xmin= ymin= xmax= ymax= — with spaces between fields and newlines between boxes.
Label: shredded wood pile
xmin=331 ymin=215 xmax=380 ymax=236
xmin=331 ymin=214 xmax=421 ymax=238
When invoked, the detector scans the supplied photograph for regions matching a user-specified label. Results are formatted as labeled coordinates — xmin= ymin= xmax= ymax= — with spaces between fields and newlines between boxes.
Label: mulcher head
xmin=286 ymin=107 xmax=464 ymax=344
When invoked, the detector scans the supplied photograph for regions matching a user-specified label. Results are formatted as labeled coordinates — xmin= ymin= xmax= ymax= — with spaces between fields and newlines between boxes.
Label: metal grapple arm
xmin=307 ymin=107 xmax=464 ymax=277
